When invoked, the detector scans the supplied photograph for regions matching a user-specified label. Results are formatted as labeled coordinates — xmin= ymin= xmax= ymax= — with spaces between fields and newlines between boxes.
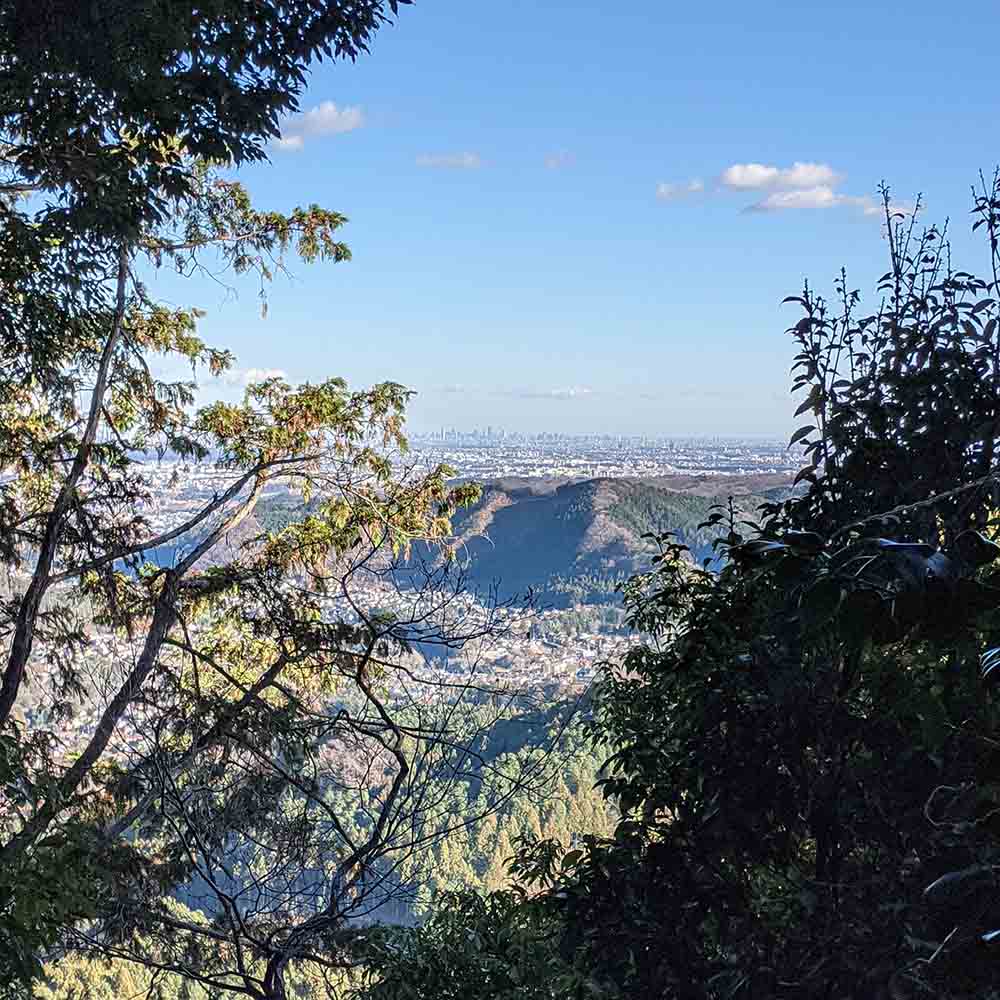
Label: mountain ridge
xmin=441 ymin=473 xmax=794 ymax=606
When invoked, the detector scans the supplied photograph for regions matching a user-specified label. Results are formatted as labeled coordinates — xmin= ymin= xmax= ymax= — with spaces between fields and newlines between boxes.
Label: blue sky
xmin=151 ymin=0 xmax=1000 ymax=437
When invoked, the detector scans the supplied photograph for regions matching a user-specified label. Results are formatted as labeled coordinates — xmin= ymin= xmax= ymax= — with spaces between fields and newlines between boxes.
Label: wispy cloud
xmin=436 ymin=383 xmax=753 ymax=404
xmin=514 ymin=386 xmax=594 ymax=401
xmin=272 ymin=101 xmax=364 ymax=152
xmin=638 ymin=386 xmax=736 ymax=401
xmin=224 ymin=367 xmax=288 ymax=387
xmin=416 ymin=152 xmax=483 ymax=169
xmin=544 ymin=151 xmax=575 ymax=170
xmin=548 ymin=386 xmax=593 ymax=400
xmin=746 ymin=186 xmax=881 ymax=214
xmin=441 ymin=384 xmax=595 ymax=401
xmin=720 ymin=161 xmax=839 ymax=191
xmin=655 ymin=178 xmax=705 ymax=200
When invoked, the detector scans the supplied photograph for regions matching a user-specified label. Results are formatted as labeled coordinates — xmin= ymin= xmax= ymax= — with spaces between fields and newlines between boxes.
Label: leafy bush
xmin=552 ymin=178 xmax=1000 ymax=999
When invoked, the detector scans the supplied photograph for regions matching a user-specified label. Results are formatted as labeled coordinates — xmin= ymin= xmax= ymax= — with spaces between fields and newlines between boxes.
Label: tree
xmin=358 ymin=889 xmax=567 ymax=1000
xmin=545 ymin=179 xmax=1000 ymax=999
xmin=775 ymin=178 xmax=1000 ymax=545
xmin=0 ymin=3 xmax=554 ymax=997
xmin=0 ymin=0 xmax=411 ymax=233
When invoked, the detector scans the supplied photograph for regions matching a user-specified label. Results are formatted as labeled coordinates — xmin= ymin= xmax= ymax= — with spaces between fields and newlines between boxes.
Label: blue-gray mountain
xmin=429 ymin=474 xmax=794 ymax=607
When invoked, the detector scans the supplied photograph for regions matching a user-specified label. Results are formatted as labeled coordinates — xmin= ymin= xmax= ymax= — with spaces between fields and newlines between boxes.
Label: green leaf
xmin=788 ymin=425 xmax=816 ymax=446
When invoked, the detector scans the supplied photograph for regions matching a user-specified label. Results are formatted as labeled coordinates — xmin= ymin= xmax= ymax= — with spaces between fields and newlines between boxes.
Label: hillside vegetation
xmin=441 ymin=475 xmax=793 ymax=605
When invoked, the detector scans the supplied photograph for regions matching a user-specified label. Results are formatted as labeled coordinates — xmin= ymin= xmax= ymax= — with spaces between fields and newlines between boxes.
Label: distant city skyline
xmin=408 ymin=425 xmax=788 ymax=443
xmin=148 ymin=0 xmax=1000 ymax=437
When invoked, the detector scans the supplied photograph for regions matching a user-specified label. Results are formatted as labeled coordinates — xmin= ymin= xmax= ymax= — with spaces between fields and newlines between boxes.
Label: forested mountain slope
xmin=440 ymin=474 xmax=793 ymax=605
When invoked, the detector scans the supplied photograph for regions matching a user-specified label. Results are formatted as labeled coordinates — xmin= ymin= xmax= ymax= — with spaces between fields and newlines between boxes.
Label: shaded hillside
xmin=445 ymin=475 xmax=793 ymax=606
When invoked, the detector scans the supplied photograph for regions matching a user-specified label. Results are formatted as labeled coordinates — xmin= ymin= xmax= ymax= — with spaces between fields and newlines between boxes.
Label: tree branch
xmin=0 ymin=243 xmax=131 ymax=728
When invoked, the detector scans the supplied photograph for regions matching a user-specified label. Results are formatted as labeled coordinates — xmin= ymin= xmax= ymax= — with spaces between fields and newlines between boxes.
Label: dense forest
xmin=440 ymin=477 xmax=794 ymax=605
xmin=4 ymin=3 xmax=1000 ymax=1000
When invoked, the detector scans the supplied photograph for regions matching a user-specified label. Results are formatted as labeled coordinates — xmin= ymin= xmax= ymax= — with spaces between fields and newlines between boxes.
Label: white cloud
xmin=224 ymin=367 xmax=288 ymax=387
xmin=781 ymin=162 xmax=840 ymax=188
xmin=721 ymin=161 xmax=839 ymax=191
xmin=656 ymin=178 xmax=705 ymax=200
xmin=747 ymin=185 xmax=841 ymax=211
xmin=651 ymin=160 xmax=905 ymax=219
xmin=416 ymin=152 xmax=483 ymax=169
xmin=549 ymin=386 xmax=592 ymax=399
xmin=746 ymin=187 xmax=894 ymax=216
xmin=656 ymin=160 xmax=905 ymax=219
xmin=720 ymin=163 xmax=781 ymax=189
xmin=296 ymin=102 xmax=364 ymax=136
xmin=272 ymin=101 xmax=364 ymax=152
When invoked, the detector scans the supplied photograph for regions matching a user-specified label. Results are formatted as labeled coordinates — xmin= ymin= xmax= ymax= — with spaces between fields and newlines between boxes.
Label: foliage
xmin=14 ymin=707 xmax=610 ymax=998
xmin=0 ymin=0 xmax=410 ymax=237
xmin=773 ymin=177 xmax=1000 ymax=542
xmin=605 ymin=482 xmax=735 ymax=564
xmin=546 ymin=178 xmax=1000 ymax=999
xmin=34 ymin=901 xmax=360 ymax=999
xmin=404 ymin=717 xmax=616 ymax=912
xmin=357 ymin=890 xmax=567 ymax=1000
